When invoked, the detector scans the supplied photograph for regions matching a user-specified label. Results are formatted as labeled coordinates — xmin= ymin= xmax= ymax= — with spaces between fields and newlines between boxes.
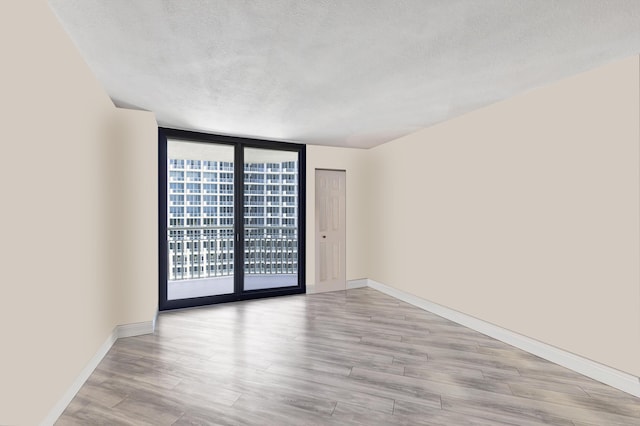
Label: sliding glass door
xmin=166 ymin=140 xmax=236 ymax=300
xmin=243 ymin=148 xmax=299 ymax=291
xmin=159 ymin=129 xmax=305 ymax=310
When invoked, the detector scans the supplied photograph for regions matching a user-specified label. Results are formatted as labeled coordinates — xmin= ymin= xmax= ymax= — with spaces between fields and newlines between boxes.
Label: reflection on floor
xmin=168 ymin=274 xmax=298 ymax=299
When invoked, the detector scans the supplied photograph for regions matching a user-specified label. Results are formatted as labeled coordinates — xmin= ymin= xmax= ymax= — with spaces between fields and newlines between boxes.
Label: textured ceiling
xmin=50 ymin=0 xmax=640 ymax=148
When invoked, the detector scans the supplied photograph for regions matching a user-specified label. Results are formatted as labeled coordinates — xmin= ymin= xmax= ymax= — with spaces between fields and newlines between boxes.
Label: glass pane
xmin=167 ymin=140 xmax=234 ymax=300
xmin=243 ymin=148 xmax=299 ymax=291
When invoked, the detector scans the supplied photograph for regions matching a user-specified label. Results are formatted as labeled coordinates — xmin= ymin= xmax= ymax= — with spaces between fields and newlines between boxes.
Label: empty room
xmin=2 ymin=1 xmax=640 ymax=425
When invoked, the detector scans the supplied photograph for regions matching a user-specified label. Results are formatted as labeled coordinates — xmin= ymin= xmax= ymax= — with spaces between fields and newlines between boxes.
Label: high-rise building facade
xmin=167 ymin=158 xmax=299 ymax=281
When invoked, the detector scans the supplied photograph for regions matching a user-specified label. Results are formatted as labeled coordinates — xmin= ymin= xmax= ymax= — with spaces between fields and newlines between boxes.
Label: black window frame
xmin=159 ymin=128 xmax=306 ymax=311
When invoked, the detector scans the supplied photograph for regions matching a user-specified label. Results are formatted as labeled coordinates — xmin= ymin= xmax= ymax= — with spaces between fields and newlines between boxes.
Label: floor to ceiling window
xmin=159 ymin=128 xmax=306 ymax=310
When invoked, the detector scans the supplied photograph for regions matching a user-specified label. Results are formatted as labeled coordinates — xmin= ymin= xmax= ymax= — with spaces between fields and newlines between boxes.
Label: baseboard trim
xmin=117 ymin=318 xmax=156 ymax=339
xmin=366 ymin=279 xmax=640 ymax=398
xmin=347 ymin=279 xmax=368 ymax=289
xmin=40 ymin=328 xmax=118 ymax=426
xmin=42 ymin=317 xmax=156 ymax=426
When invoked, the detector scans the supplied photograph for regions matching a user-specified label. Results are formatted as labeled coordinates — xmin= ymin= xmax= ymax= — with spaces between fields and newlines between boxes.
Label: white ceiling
xmin=50 ymin=0 xmax=640 ymax=149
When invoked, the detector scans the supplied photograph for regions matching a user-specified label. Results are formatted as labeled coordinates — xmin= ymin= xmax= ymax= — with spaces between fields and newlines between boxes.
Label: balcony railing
xmin=168 ymin=225 xmax=298 ymax=281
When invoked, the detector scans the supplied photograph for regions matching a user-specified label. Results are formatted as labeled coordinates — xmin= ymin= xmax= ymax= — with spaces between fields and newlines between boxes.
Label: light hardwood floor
xmin=56 ymin=288 xmax=640 ymax=425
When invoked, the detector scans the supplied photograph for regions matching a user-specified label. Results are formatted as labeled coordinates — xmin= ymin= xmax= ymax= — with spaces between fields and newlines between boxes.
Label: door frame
xmin=158 ymin=127 xmax=306 ymax=311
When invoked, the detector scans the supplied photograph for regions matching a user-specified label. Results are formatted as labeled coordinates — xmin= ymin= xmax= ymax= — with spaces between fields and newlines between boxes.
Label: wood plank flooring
xmin=56 ymin=288 xmax=640 ymax=425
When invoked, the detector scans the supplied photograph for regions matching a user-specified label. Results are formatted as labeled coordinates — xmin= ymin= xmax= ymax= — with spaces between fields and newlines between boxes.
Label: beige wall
xmin=367 ymin=56 xmax=640 ymax=376
xmin=110 ymin=109 xmax=158 ymax=325
xmin=0 ymin=2 xmax=157 ymax=424
xmin=305 ymin=145 xmax=369 ymax=288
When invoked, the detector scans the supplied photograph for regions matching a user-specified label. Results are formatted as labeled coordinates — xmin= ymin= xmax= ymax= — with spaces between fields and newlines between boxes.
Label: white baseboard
xmin=347 ymin=279 xmax=368 ymax=289
xmin=366 ymin=279 xmax=640 ymax=398
xmin=117 ymin=319 xmax=155 ymax=338
xmin=41 ymin=316 xmax=156 ymax=426
xmin=40 ymin=328 xmax=118 ymax=426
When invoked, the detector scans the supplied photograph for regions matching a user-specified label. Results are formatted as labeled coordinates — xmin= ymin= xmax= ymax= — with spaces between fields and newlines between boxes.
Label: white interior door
xmin=315 ymin=169 xmax=346 ymax=292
